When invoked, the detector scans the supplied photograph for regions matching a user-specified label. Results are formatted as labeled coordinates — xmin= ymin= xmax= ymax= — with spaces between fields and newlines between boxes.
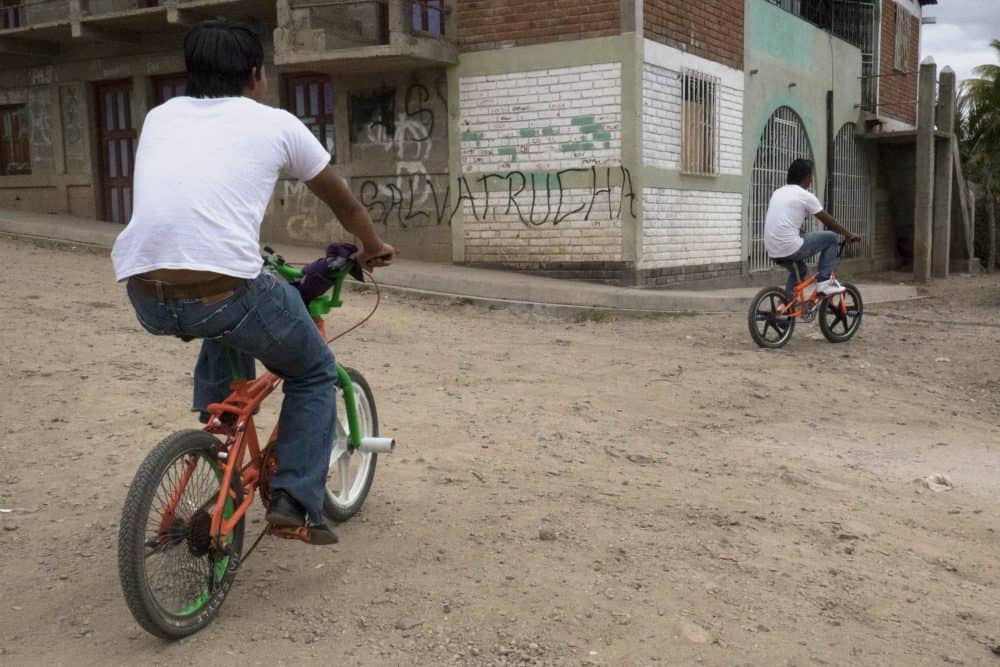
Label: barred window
xmin=0 ymin=105 xmax=30 ymax=176
xmin=285 ymin=73 xmax=336 ymax=161
xmin=681 ymin=70 xmax=719 ymax=176
xmin=411 ymin=0 xmax=443 ymax=35
xmin=894 ymin=5 xmax=913 ymax=72
xmin=0 ymin=0 xmax=24 ymax=30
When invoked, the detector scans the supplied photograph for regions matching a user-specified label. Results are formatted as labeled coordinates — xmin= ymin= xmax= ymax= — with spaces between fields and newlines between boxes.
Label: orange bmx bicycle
xmin=747 ymin=240 xmax=863 ymax=348
xmin=117 ymin=247 xmax=395 ymax=638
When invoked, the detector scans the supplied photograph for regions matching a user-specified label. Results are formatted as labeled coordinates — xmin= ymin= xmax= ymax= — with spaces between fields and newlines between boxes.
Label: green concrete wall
xmin=743 ymin=0 xmax=863 ymax=199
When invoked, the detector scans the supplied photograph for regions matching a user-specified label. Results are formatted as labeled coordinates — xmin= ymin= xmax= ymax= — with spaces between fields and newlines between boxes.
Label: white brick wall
xmin=464 ymin=187 xmax=624 ymax=263
xmin=643 ymin=65 xmax=682 ymax=171
xmin=642 ymin=188 xmax=743 ymax=268
xmin=459 ymin=63 xmax=622 ymax=173
xmin=641 ymin=40 xmax=744 ymax=176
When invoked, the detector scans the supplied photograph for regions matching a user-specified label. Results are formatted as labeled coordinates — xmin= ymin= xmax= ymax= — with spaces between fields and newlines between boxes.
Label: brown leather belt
xmin=127 ymin=274 xmax=248 ymax=302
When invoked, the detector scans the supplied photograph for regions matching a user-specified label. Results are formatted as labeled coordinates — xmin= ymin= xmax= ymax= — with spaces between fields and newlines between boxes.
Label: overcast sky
xmin=920 ymin=0 xmax=999 ymax=82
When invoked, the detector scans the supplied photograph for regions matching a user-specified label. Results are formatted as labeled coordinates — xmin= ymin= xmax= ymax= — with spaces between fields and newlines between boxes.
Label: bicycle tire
xmin=818 ymin=283 xmax=863 ymax=343
xmin=324 ymin=367 xmax=379 ymax=523
xmin=118 ymin=430 xmax=244 ymax=639
xmin=748 ymin=286 xmax=796 ymax=349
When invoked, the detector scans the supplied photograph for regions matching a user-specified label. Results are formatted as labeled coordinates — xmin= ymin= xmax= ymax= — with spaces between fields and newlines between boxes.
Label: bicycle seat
xmin=772 ymin=258 xmax=797 ymax=269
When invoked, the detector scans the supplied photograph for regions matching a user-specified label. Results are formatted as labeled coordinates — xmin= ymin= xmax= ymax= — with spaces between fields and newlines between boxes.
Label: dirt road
xmin=1 ymin=236 xmax=998 ymax=666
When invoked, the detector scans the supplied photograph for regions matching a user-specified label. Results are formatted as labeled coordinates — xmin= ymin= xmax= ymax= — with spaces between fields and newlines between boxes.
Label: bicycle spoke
xmin=140 ymin=450 xmax=232 ymax=616
xmin=762 ymin=319 xmax=774 ymax=339
xmin=338 ymin=457 xmax=351 ymax=501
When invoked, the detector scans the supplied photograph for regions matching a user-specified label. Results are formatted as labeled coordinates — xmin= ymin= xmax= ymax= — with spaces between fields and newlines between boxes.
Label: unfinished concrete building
xmin=0 ymin=0 xmax=972 ymax=285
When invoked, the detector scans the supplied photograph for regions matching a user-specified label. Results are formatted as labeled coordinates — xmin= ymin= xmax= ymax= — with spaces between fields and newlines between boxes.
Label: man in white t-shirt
xmin=111 ymin=19 xmax=396 ymax=545
xmin=763 ymin=159 xmax=859 ymax=298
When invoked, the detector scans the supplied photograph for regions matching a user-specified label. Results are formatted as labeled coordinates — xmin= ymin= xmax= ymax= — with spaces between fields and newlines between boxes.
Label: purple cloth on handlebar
xmin=296 ymin=242 xmax=365 ymax=302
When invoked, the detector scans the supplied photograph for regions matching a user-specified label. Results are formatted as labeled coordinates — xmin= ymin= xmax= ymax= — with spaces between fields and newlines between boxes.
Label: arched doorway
xmin=830 ymin=122 xmax=873 ymax=258
xmin=748 ymin=107 xmax=814 ymax=272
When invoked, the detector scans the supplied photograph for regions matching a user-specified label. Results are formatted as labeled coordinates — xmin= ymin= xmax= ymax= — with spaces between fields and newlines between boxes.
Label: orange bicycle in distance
xmin=747 ymin=240 xmax=863 ymax=349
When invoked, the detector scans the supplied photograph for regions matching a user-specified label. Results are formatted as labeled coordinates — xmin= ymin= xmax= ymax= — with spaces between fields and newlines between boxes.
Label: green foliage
xmin=959 ymin=39 xmax=1000 ymax=266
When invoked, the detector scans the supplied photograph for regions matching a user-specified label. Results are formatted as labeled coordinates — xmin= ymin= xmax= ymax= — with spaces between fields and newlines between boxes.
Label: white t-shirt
xmin=111 ymin=96 xmax=330 ymax=281
xmin=763 ymin=185 xmax=824 ymax=258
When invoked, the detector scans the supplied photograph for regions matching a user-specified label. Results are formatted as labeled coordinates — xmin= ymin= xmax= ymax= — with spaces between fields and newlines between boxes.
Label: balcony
xmin=766 ymin=1 xmax=878 ymax=112
xmin=0 ymin=0 xmax=278 ymax=57
xmin=274 ymin=0 xmax=456 ymax=71
xmin=0 ymin=0 xmax=73 ymax=52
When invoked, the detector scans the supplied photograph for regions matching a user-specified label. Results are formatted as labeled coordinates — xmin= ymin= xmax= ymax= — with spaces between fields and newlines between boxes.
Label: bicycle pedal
xmin=266 ymin=524 xmax=312 ymax=543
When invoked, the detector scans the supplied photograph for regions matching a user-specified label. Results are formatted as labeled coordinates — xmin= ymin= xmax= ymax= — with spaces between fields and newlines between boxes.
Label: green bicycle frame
xmin=224 ymin=254 xmax=365 ymax=450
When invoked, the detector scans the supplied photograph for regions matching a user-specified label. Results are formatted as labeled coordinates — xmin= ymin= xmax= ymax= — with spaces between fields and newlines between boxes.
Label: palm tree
xmin=959 ymin=39 xmax=1000 ymax=271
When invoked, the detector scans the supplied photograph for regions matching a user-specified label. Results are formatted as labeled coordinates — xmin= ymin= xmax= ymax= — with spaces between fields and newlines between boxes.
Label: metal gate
xmin=748 ymin=106 xmax=814 ymax=272
xmin=830 ymin=122 xmax=872 ymax=258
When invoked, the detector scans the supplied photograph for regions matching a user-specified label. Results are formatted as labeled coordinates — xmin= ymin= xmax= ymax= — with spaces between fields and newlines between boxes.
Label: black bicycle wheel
xmin=819 ymin=283 xmax=863 ymax=343
xmin=748 ymin=286 xmax=796 ymax=349
xmin=118 ymin=430 xmax=244 ymax=639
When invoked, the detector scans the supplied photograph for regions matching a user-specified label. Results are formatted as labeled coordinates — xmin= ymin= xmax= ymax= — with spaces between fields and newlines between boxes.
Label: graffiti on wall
xmin=455 ymin=166 xmax=637 ymax=226
xmin=60 ymin=85 xmax=86 ymax=172
xmin=351 ymin=79 xmax=451 ymax=233
xmin=279 ymin=179 xmax=327 ymax=243
xmin=357 ymin=173 xmax=450 ymax=228
xmin=27 ymin=88 xmax=54 ymax=168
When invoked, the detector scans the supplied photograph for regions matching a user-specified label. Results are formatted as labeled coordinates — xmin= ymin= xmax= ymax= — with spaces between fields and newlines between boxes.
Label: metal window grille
xmin=830 ymin=123 xmax=872 ymax=259
xmin=748 ymin=107 xmax=815 ymax=272
xmin=680 ymin=69 xmax=719 ymax=176
xmin=894 ymin=5 xmax=911 ymax=71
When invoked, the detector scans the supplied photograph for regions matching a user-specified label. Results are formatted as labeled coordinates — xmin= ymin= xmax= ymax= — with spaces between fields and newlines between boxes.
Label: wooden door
xmin=96 ymin=80 xmax=137 ymax=224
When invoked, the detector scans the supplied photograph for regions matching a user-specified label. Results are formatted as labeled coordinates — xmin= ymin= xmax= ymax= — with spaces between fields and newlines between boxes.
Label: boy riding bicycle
xmin=764 ymin=159 xmax=859 ymax=298
xmin=111 ymin=19 xmax=395 ymax=545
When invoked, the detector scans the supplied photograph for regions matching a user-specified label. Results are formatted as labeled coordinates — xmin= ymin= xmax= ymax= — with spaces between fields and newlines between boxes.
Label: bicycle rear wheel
xmin=118 ymin=430 xmax=244 ymax=639
xmin=819 ymin=283 xmax=863 ymax=343
xmin=324 ymin=367 xmax=379 ymax=523
xmin=748 ymin=286 xmax=796 ymax=348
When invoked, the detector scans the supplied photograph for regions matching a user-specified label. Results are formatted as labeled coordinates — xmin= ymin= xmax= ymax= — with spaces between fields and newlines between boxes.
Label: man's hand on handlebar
xmin=356 ymin=241 xmax=397 ymax=270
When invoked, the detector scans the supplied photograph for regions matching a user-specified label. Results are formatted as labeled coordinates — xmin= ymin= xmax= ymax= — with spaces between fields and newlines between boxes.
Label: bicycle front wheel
xmin=748 ymin=286 xmax=796 ymax=349
xmin=324 ymin=367 xmax=379 ymax=523
xmin=118 ymin=430 xmax=244 ymax=639
xmin=819 ymin=283 xmax=863 ymax=343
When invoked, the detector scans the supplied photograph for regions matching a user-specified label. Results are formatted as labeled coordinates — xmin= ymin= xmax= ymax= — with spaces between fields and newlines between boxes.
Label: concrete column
xmin=620 ymin=0 xmax=642 ymax=34
xmin=932 ymin=66 xmax=956 ymax=278
xmin=387 ymin=0 xmax=407 ymax=44
xmin=620 ymin=30 xmax=643 ymax=285
xmin=913 ymin=57 xmax=936 ymax=283
xmin=447 ymin=64 xmax=464 ymax=263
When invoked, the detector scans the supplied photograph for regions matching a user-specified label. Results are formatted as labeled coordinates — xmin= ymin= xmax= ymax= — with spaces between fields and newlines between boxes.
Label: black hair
xmin=184 ymin=19 xmax=264 ymax=98
xmin=786 ymin=159 xmax=814 ymax=185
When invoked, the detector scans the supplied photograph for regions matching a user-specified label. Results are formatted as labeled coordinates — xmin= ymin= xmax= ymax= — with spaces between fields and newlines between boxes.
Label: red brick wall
xmin=643 ymin=0 xmax=744 ymax=70
xmin=878 ymin=0 xmax=919 ymax=126
xmin=458 ymin=1 xmax=619 ymax=52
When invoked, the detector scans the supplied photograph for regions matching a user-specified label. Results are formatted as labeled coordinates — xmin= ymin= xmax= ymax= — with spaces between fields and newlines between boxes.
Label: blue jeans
xmin=776 ymin=231 xmax=840 ymax=297
xmin=126 ymin=272 xmax=338 ymax=522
